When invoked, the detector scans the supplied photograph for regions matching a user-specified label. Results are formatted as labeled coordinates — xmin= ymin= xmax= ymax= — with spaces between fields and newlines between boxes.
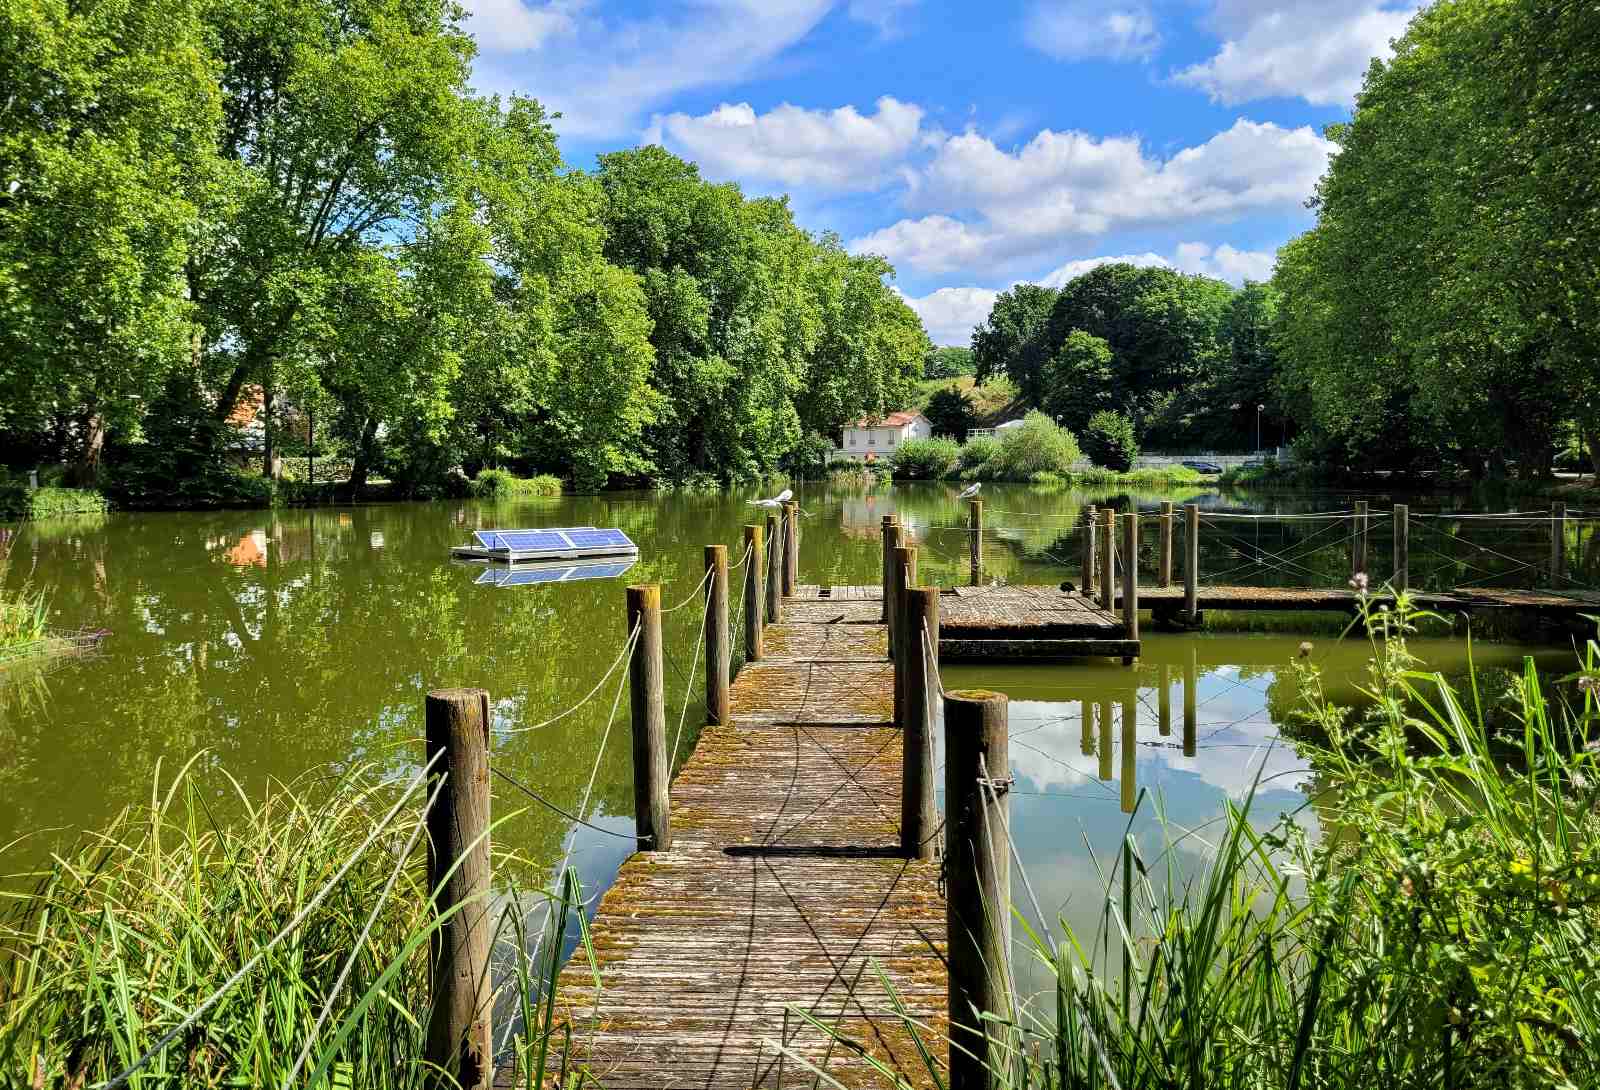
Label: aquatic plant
xmin=472 ymin=469 xmax=564 ymax=498
xmin=892 ymin=438 xmax=962 ymax=480
xmin=0 ymin=760 xmax=589 ymax=1088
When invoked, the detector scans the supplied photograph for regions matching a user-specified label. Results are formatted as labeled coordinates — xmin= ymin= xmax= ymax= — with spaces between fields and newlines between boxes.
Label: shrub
xmin=891 ymin=437 xmax=961 ymax=480
xmin=1082 ymin=409 xmax=1139 ymax=471
xmin=957 ymin=435 xmax=999 ymax=475
xmin=924 ymin=388 xmax=979 ymax=441
xmin=471 ymin=469 xmax=563 ymax=498
xmin=983 ymin=411 xmax=1082 ymax=481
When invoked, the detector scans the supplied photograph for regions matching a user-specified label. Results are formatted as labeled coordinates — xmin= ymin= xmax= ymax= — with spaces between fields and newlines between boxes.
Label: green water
xmin=0 ymin=482 xmax=1581 ymax=953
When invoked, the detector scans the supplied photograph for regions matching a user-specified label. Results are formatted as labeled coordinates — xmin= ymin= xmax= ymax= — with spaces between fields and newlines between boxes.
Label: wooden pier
xmin=551 ymin=591 xmax=947 ymax=1089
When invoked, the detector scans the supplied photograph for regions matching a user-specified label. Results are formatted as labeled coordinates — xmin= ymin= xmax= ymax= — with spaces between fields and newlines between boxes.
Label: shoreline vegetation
xmin=3 ymin=596 xmax=1595 ymax=1085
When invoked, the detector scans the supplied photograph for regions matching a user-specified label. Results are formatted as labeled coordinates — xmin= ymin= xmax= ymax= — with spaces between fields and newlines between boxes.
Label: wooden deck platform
xmin=1105 ymin=584 xmax=1600 ymax=620
xmin=551 ymin=603 xmax=946 ymax=1089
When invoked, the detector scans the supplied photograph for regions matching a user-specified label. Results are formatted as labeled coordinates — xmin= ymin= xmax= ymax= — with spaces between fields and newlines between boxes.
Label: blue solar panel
xmin=564 ymin=529 xmax=635 ymax=550
xmin=471 ymin=527 xmax=595 ymax=549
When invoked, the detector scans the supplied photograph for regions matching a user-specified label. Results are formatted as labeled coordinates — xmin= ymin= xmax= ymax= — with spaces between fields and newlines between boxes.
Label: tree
xmin=924 ymin=387 xmax=979 ymax=441
xmin=970 ymin=283 xmax=1057 ymax=400
xmin=1082 ymin=411 xmax=1139 ymax=471
xmin=1042 ymin=330 xmax=1117 ymax=434
xmin=1273 ymin=0 xmax=1600 ymax=479
xmin=923 ymin=346 xmax=974 ymax=379
xmin=0 ymin=0 xmax=221 ymax=480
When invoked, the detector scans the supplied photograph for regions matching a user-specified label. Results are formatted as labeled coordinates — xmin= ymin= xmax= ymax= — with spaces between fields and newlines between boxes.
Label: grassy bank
xmin=0 ymin=484 xmax=109 ymax=520
xmin=0 ymin=760 xmax=586 ymax=1087
xmin=823 ymin=595 xmax=1600 ymax=1088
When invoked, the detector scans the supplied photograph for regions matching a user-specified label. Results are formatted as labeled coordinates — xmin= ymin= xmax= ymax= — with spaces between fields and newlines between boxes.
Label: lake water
xmin=0 ymin=482 xmax=1581 ymax=991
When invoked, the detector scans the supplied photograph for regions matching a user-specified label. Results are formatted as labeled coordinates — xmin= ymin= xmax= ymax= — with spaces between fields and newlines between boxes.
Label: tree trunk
xmin=349 ymin=416 xmax=380 ymax=497
xmin=70 ymin=407 xmax=105 ymax=486
xmin=262 ymin=381 xmax=276 ymax=480
xmin=1585 ymin=427 xmax=1600 ymax=479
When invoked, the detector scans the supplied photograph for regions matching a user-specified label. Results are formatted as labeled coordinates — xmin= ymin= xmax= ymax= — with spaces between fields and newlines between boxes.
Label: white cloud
xmin=847 ymin=0 xmax=918 ymax=35
xmin=468 ymin=0 xmax=836 ymax=138
xmin=895 ymin=286 xmax=999 ymax=346
xmin=852 ymin=118 xmax=1330 ymax=276
xmin=1172 ymin=241 xmax=1276 ymax=282
xmin=1175 ymin=1 xmax=1419 ymax=106
xmin=1024 ymin=1 xmax=1160 ymax=61
xmin=646 ymin=97 xmax=925 ymax=192
xmin=1038 ymin=251 xmax=1171 ymax=288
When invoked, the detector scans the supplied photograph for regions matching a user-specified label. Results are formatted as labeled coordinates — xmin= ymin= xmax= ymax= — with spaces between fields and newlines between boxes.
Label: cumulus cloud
xmin=1175 ymin=1 xmax=1419 ymax=106
xmin=467 ymin=0 xmax=836 ymax=138
xmin=852 ymin=118 xmax=1330 ymax=275
xmin=1024 ymin=1 xmax=1160 ymax=61
xmin=646 ymin=97 xmax=925 ymax=192
xmin=1172 ymin=241 xmax=1276 ymax=282
xmin=1038 ymin=251 xmax=1172 ymax=288
xmin=895 ymin=286 xmax=1000 ymax=346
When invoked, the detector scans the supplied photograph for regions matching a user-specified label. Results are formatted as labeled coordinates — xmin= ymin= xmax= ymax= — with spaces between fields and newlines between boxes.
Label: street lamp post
xmin=1256 ymin=404 xmax=1265 ymax=454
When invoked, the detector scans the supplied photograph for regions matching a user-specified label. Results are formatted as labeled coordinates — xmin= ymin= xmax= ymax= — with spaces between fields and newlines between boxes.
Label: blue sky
xmin=466 ymin=0 xmax=1420 ymax=343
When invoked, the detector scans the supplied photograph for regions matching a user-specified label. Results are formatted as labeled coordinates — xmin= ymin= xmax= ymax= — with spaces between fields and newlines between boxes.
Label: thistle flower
xmin=1297 ymin=641 xmax=1313 ymax=658
xmin=1578 ymin=675 xmax=1600 ymax=695
xmin=1348 ymin=571 xmax=1369 ymax=593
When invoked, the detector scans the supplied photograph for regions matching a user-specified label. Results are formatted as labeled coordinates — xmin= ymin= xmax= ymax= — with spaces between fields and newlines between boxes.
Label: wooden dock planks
xmin=551 ymin=606 xmax=946 ymax=1090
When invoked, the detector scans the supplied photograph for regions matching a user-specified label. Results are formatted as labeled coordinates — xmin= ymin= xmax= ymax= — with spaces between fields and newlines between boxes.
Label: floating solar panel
xmin=471 ymin=527 xmax=595 ymax=549
xmin=563 ymin=529 xmax=634 ymax=550
xmin=452 ymin=526 xmax=637 ymax=563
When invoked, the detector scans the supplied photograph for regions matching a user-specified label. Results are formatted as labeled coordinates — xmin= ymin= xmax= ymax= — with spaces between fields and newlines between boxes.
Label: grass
xmin=0 ymin=485 xmax=109 ymax=520
xmin=805 ymin=593 xmax=1600 ymax=1089
xmin=0 ymin=759 xmax=593 ymax=1088
xmin=1068 ymin=465 xmax=1206 ymax=487
xmin=915 ymin=376 xmax=1024 ymax=427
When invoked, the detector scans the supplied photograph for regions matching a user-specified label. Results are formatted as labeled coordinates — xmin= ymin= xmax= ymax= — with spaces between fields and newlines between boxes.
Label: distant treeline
xmin=0 ymin=0 xmax=927 ymax=501
xmin=968 ymin=0 xmax=1595 ymax=481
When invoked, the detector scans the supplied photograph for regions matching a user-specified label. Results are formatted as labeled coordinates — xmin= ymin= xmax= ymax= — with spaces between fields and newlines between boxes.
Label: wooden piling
xmin=743 ymin=524 xmax=764 ymax=663
xmin=1184 ymin=503 xmax=1200 ymax=622
xmin=1352 ymin=500 xmax=1369 ymax=578
xmin=944 ymin=688 xmax=1010 ymax=1090
xmin=766 ymin=513 xmax=783 ymax=625
xmin=889 ymin=545 xmax=918 ymax=669
xmin=901 ymin=587 xmax=940 ymax=860
xmin=1159 ymin=501 xmax=1174 ymax=587
xmin=1122 ymin=510 xmax=1139 ymax=652
xmin=705 ymin=546 xmax=729 ymax=726
xmin=1080 ymin=699 xmax=1094 ymax=757
xmin=881 ymin=516 xmax=900 ymax=622
xmin=1120 ymin=696 xmax=1136 ymax=814
xmin=1098 ymin=698 xmax=1113 ymax=781
xmin=1183 ymin=647 xmax=1197 ymax=757
xmin=1552 ymin=501 xmax=1567 ymax=583
xmin=424 ymin=687 xmax=493 ymax=1090
xmin=1393 ymin=504 xmax=1409 ymax=593
xmin=968 ymin=499 xmax=984 ymax=585
xmin=627 ymin=585 xmax=670 ymax=851
xmin=1100 ymin=508 xmax=1116 ymax=611
xmin=1081 ymin=505 xmax=1097 ymax=598
xmin=782 ymin=501 xmax=799 ymax=597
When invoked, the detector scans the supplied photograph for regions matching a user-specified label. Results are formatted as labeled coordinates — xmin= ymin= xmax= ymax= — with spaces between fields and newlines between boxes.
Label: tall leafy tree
xmin=970 ymin=283 xmax=1057 ymax=399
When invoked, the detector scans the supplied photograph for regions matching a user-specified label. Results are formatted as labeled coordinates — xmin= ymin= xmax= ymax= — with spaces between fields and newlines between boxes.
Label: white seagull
xmin=748 ymin=487 xmax=793 ymax=509
xmin=958 ymin=482 xmax=981 ymax=499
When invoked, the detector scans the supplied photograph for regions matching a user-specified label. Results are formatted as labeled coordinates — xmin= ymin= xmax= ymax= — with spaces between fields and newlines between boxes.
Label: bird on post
xmin=748 ymin=488 xmax=793 ymax=509
xmin=958 ymin=482 xmax=981 ymax=499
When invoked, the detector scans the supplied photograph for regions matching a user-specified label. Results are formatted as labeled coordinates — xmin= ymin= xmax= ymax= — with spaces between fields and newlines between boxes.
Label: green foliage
xmin=958 ymin=435 xmax=1000 ymax=475
xmin=471 ymin=469 xmax=563 ymax=498
xmin=922 ymin=345 xmax=974 ymax=379
xmin=9 ymin=487 xmax=110 ymax=519
xmin=1081 ymin=410 xmax=1139 ymax=471
xmin=981 ymin=411 xmax=1082 ymax=481
xmin=923 ymin=387 xmax=979 ymax=441
xmin=0 ymin=759 xmax=587 ymax=1087
xmin=1041 ymin=329 xmax=1116 ymax=433
xmin=970 ymin=283 xmax=1057 ymax=399
xmin=1274 ymin=0 xmax=1599 ymax=479
xmin=890 ymin=437 xmax=961 ymax=480
xmin=102 ymin=373 xmax=271 ymax=509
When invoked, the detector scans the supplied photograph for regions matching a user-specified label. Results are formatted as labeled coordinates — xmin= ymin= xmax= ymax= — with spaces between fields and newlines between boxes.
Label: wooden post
xmin=1120 ymin=695 xmax=1136 ymax=814
xmin=782 ymin=501 xmax=799 ymax=597
xmin=881 ymin=516 xmax=900 ymax=622
xmin=944 ymin=688 xmax=1010 ymax=1090
xmin=425 ymin=688 xmax=493 ymax=1090
xmin=1100 ymin=508 xmax=1116 ymax=612
xmin=1158 ymin=662 xmax=1171 ymax=737
xmin=1122 ymin=510 xmax=1139 ymax=649
xmin=1352 ymin=500 xmax=1369 ymax=578
xmin=705 ymin=546 xmax=729 ymax=726
xmin=1184 ymin=503 xmax=1200 ymax=622
xmin=968 ymin=499 xmax=984 ymax=585
xmin=743 ymin=524 xmax=764 ymax=663
xmin=1183 ymin=646 xmax=1197 ymax=757
xmin=1159 ymin=501 xmax=1174 ymax=587
xmin=901 ymin=587 xmax=939 ymax=860
xmin=1097 ymin=698 xmax=1113 ymax=781
xmin=889 ymin=545 xmax=918 ymax=669
xmin=1081 ymin=505 xmax=1097 ymax=598
xmin=627 ymin=585 xmax=670 ymax=850
xmin=1552 ymin=501 xmax=1567 ymax=584
xmin=1080 ymin=699 xmax=1094 ymax=757
xmin=766 ymin=513 xmax=782 ymax=625
xmin=1393 ymin=504 xmax=1409 ymax=593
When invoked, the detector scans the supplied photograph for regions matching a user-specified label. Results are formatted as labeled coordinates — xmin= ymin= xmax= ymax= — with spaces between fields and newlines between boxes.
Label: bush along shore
xmin=823 ymin=593 xmax=1600 ymax=1089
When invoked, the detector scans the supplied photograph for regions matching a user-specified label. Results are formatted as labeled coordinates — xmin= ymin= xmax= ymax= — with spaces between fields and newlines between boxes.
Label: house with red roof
xmin=834 ymin=410 xmax=932 ymax=462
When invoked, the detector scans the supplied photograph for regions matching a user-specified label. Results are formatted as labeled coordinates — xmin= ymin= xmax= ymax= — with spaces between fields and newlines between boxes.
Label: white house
xmin=966 ymin=419 xmax=1025 ymax=442
xmin=833 ymin=411 xmax=932 ymax=462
